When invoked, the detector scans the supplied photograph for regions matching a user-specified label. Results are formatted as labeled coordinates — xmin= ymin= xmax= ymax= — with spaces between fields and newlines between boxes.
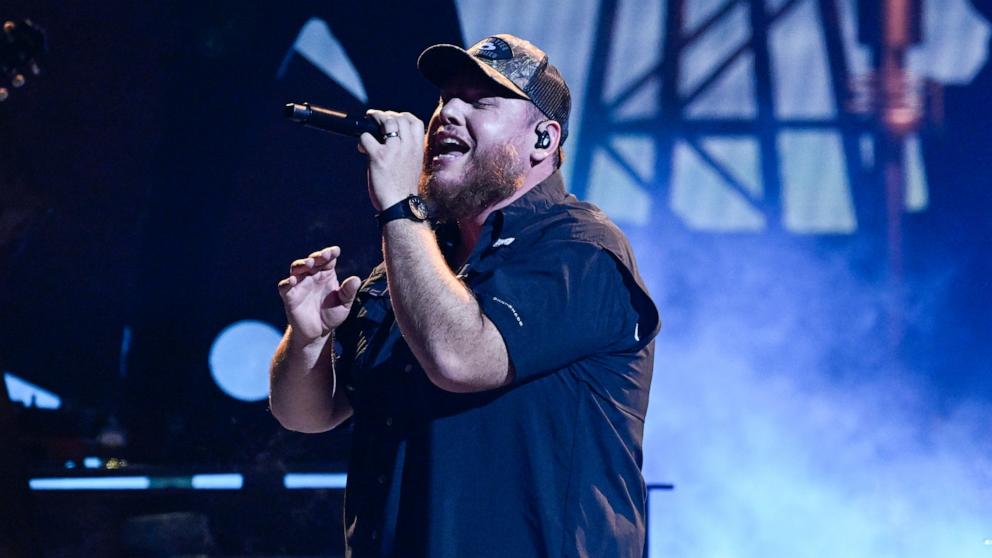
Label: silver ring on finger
xmin=383 ymin=131 xmax=400 ymax=140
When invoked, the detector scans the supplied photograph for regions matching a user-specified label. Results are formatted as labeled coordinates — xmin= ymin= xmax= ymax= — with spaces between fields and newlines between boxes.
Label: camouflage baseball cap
xmin=417 ymin=34 xmax=572 ymax=143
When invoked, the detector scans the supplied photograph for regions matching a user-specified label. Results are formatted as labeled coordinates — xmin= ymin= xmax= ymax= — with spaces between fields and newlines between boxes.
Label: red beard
xmin=419 ymin=144 xmax=527 ymax=222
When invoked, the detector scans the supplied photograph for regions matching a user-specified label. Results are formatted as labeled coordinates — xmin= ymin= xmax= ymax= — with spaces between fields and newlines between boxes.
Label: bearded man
xmin=269 ymin=34 xmax=660 ymax=558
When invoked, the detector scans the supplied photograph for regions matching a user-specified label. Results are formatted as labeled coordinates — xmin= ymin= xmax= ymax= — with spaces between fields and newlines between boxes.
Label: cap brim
xmin=417 ymin=44 xmax=529 ymax=100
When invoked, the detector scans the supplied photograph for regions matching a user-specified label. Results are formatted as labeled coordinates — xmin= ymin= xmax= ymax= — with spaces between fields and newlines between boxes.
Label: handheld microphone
xmin=284 ymin=102 xmax=381 ymax=139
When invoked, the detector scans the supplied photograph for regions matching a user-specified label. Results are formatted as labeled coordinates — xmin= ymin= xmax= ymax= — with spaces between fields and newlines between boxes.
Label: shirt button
xmin=403 ymin=364 xmax=413 ymax=373
xmin=371 ymin=529 xmax=378 ymax=541
xmin=377 ymin=474 xmax=386 ymax=485
xmin=385 ymin=416 xmax=393 ymax=427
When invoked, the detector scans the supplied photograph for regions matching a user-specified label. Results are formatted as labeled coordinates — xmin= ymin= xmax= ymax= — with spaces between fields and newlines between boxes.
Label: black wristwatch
xmin=376 ymin=195 xmax=430 ymax=229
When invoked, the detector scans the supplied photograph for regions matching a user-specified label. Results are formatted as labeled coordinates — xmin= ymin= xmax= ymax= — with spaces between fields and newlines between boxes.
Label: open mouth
xmin=431 ymin=134 xmax=471 ymax=162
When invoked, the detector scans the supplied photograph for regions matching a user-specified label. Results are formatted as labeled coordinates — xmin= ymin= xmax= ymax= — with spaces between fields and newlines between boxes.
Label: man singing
xmin=270 ymin=34 xmax=660 ymax=557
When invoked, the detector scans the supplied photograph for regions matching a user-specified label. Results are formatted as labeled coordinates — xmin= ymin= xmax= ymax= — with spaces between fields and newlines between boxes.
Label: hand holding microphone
xmin=285 ymin=102 xmax=427 ymax=213
xmin=284 ymin=102 xmax=384 ymax=140
xmin=358 ymin=109 xmax=426 ymax=212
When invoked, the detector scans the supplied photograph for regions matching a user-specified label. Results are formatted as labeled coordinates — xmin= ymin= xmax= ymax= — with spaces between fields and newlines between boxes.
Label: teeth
xmin=438 ymin=137 xmax=467 ymax=148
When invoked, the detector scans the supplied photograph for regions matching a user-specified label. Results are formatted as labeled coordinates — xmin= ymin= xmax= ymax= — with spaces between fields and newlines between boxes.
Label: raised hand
xmin=277 ymin=246 xmax=361 ymax=344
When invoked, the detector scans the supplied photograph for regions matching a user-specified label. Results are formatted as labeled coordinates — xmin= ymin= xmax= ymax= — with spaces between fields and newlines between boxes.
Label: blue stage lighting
xmin=29 ymin=477 xmax=151 ymax=490
xmin=191 ymin=474 xmax=244 ymax=490
xmin=3 ymin=372 xmax=62 ymax=409
xmin=283 ymin=473 xmax=348 ymax=489
xmin=208 ymin=320 xmax=283 ymax=402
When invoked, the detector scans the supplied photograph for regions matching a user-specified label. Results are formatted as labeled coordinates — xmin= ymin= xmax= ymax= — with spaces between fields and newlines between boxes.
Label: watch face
xmin=408 ymin=196 xmax=429 ymax=220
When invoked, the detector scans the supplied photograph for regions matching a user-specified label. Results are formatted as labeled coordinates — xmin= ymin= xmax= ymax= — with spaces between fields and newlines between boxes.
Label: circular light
xmin=209 ymin=320 xmax=283 ymax=402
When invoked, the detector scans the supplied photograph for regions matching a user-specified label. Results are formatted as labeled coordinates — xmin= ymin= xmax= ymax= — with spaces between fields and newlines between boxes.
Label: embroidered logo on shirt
xmin=492 ymin=237 xmax=516 ymax=248
xmin=491 ymin=296 xmax=523 ymax=326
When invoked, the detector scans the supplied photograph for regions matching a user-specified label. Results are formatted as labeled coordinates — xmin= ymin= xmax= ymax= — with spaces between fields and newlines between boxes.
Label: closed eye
xmin=439 ymin=88 xmax=501 ymax=107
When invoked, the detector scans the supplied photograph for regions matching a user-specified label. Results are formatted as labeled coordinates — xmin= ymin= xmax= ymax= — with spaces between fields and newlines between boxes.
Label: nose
xmin=437 ymin=96 xmax=469 ymax=127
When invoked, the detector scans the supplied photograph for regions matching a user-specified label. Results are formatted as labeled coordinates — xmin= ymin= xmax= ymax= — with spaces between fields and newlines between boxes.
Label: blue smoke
xmin=638 ymin=235 xmax=992 ymax=557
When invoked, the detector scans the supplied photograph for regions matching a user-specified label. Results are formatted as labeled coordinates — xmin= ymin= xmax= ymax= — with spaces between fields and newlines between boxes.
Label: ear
xmin=531 ymin=120 xmax=562 ymax=165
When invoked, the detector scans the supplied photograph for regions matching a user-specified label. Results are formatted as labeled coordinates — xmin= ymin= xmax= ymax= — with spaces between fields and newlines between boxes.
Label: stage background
xmin=1 ymin=1 xmax=990 ymax=556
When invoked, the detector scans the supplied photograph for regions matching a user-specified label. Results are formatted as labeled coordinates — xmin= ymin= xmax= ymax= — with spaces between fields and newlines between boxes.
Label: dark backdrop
xmin=0 ymin=0 xmax=463 ymax=465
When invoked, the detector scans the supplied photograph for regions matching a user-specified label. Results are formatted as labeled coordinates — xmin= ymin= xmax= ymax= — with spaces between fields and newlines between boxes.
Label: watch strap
xmin=376 ymin=195 xmax=427 ymax=229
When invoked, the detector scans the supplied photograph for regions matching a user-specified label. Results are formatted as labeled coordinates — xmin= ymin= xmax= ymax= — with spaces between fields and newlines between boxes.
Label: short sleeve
xmin=471 ymin=240 xmax=656 ymax=382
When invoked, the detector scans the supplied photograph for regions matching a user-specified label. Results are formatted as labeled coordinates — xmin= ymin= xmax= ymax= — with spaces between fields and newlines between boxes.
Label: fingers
xmin=289 ymin=257 xmax=323 ymax=276
xmin=277 ymin=274 xmax=297 ymax=297
xmin=360 ymin=109 xmax=405 ymax=154
xmin=395 ymin=117 xmax=412 ymax=147
xmin=363 ymin=110 xmax=395 ymax=151
xmin=289 ymin=246 xmax=340 ymax=276
xmin=365 ymin=109 xmax=394 ymax=130
xmin=365 ymin=110 xmax=424 ymax=144
xmin=280 ymin=247 xmax=343 ymax=300
xmin=324 ymin=275 xmax=362 ymax=309
xmin=358 ymin=132 xmax=379 ymax=156
xmin=359 ymin=111 xmax=425 ymax=166
xmin=309 ymin=246 xmax=340 ymax=265
xmin=408 ymin=115 xmax=425 ymax=144
xmin=338 ymin=275 xmax=362 ymax=305
xmin=361 ymin=110 xmax=426 ymax=209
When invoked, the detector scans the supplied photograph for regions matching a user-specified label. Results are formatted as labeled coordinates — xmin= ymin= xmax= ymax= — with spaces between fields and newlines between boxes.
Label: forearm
xmin=269 ymin=326 xmax=350 ymax=432
xmin=382 ymin=219 xmax=511 ymax=392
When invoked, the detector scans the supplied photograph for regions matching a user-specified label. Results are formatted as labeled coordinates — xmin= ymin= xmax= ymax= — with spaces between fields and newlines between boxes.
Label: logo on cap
xmin=475 ymin=37 xmax=513 ymax=61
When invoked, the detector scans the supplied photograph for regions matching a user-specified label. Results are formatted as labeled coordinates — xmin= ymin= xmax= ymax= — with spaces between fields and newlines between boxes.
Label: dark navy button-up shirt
xmin=335 ymin=171 xmax=660 ymax=558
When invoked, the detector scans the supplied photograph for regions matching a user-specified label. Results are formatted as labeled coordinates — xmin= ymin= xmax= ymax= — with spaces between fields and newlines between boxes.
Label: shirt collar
xmin=486 ymin=171 xmax=567 ymax=236
xmin=437 ymin=171 xmax=568 ymax=268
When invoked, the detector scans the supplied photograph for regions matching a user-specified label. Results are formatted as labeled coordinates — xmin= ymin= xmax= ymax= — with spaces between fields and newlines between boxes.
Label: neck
xmin=455 ymin=222 xmax=481 ymax=265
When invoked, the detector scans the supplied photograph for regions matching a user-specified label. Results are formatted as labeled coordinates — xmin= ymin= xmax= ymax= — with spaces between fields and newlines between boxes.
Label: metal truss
xmin=571 ymin=0 xmax=872 ymax=233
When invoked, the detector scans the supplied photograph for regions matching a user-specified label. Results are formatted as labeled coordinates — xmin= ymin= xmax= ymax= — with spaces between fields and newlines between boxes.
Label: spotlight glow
xmin=208 ymin=320 xmax=283 ymax=402
xmin=191 ymin=474 xmax=244 ymax=490
xmin=29 ymin=477 xmax=151 ymax=490
xmin=284 ymin=473 xmax=348 ymax=489
xmin=3 ymin=372 xmax=61 ymax=409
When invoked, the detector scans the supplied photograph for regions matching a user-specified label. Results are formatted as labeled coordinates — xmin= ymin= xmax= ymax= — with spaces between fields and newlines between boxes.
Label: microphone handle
xmin=284 ymin=102 xmax=381 ymax=138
